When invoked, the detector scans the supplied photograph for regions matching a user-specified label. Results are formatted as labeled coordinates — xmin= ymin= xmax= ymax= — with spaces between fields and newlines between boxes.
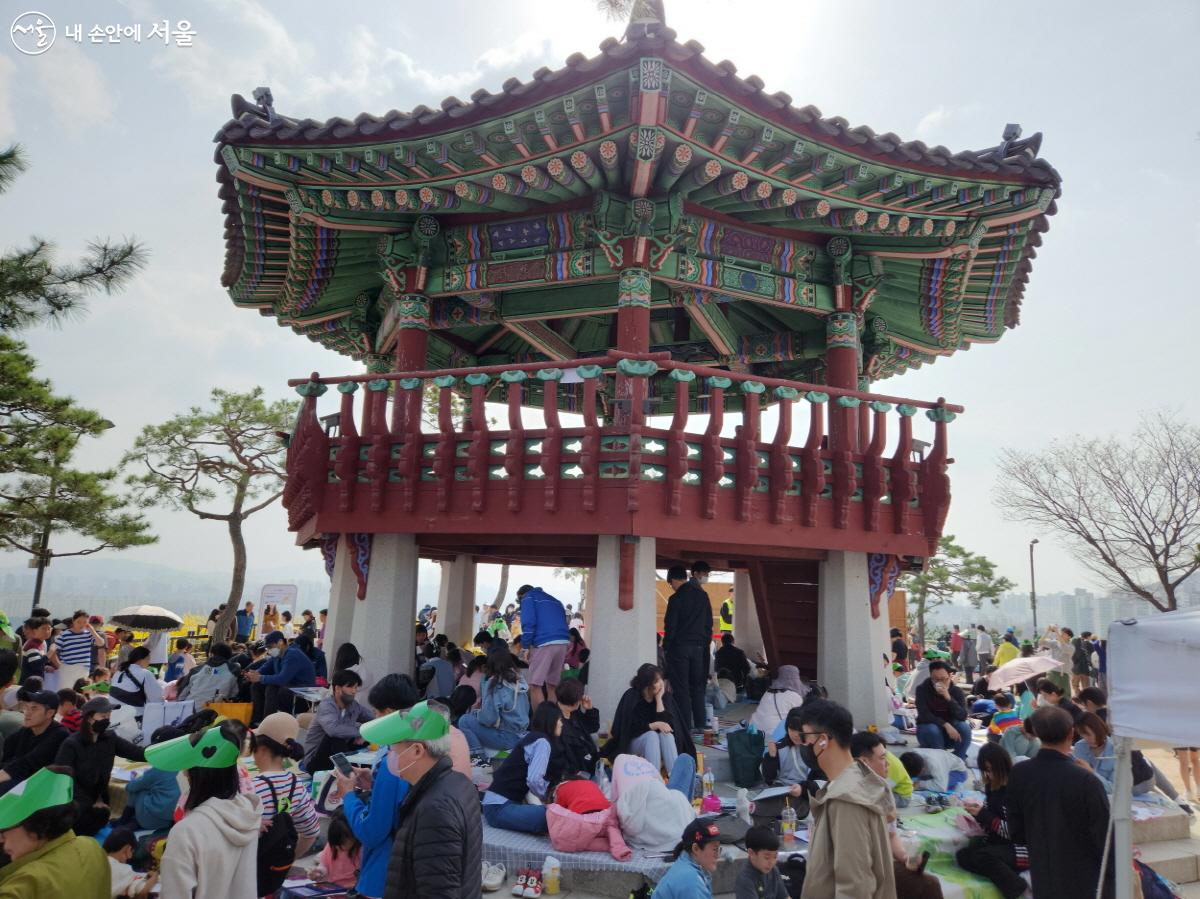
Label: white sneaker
xmin=482 ymin=862 xmax=506 ymax=892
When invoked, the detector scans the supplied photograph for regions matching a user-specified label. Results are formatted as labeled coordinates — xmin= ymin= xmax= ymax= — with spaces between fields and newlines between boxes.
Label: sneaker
xmin=1178 ymin=801 xmax=1195 ymax=818
xmin=511 ymin=869 xmax=528 ymax=896
xmin=483 ymin=863 xmax=506 ymax=892
xmin=522 ymin=873 xmax=543 ymax=898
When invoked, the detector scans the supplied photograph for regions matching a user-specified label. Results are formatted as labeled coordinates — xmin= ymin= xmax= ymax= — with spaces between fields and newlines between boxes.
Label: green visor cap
xmin=0 ymin=768 xmax=73 ymax=830
xmin=146 ymin=724 xmax=242 ymax=772
xmin=361 ymin=700 xmax=449 ymax=746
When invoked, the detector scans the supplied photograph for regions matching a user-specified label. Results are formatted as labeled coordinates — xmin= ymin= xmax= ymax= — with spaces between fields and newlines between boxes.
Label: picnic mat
xmin=898 ymin=807 xmax=1009 ymax=899
xmin=481 ymin=822 xmax=672 ymax=880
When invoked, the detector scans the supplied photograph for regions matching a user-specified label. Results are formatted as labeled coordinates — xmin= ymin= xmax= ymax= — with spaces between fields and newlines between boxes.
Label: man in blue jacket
xmin=244 ymin=630 xmax=316 ymax=725
xmin=517 ymin=584 xmax=569 ymax=708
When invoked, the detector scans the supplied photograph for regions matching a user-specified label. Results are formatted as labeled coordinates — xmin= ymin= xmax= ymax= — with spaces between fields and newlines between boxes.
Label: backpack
xmin=256 ymin=773 xmax=300 ymax=896
xmin=108 ymin=669 xmax=149 ymax=707
xmin=780 ymin=854 xmax=807 ymax=899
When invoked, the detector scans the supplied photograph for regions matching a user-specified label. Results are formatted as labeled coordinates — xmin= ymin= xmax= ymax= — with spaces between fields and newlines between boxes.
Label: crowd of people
xmin=0 ymin=583 xmax=1193 ymax=899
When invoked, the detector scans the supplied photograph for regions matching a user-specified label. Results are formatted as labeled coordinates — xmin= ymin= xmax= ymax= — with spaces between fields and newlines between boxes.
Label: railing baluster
xmin=433 ymin=375 xmax=457 ymax=513
xmin=539 ymin=370 xmax=563 ymax=513
xmin=666 ymin=370 xmax=694 ymax=516
xmin=769 ymin=387 xmax=797 ymax=524
xmin=398 ymin=378 xmax=423 ymax=513
xmin=891 ymin=406 xmax=917 ymax=535
xmin=831 ymin=396 xmax=860 ymax=529
xmin=616 ymin=359 xmax=658 ymax=514
xmin=800 ymin=392 xmax=827 ymax=527
xmin=861 ymin=401 xmax=889 ymax=532
xmin=366 ymin=380 xmax=391 ymax=513
xmin=736 ymin=381 xmax=764 ymax=522
xmin=702 ymin=376 xmax=730 ymax=520
xmin=501 ymin=371 xmax=526 ymax=513
xmin=920 ymin=400 xmax=955 ymax=555
xmin=335 ymin=383 xmax=360 ymax=513
xmin=465 ymin=373 xmax=490 ymax=513
xmin=579 ymin=366 xmax=602 ymax=513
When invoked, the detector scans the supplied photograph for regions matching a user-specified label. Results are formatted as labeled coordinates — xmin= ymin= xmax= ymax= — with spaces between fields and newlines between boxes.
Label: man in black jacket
xmin=364 ymin=701 xmax=482 ymax=899
xmin=555 ymin=677 xmax=600 ymax=776
xmin=0 ymin=690 xmax=68 ymax=795
xmin=662 ymin=563 xmax=714 ymax=733
xmin=914 ymin=660 xmax=972 ymax=760
xmin=713 ymin=634 xmax=751 ymax=690
xmin=1008 ymin=706 xmax=1112 ymax=899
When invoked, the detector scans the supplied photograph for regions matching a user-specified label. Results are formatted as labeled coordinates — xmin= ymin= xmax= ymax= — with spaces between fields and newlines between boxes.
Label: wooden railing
xmin=283 ymin=354 xmax=960 ymax=554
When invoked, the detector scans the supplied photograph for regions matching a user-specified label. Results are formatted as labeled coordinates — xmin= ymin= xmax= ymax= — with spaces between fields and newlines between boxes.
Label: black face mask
xmin=799 ymin=741 xmax=820 ymax=771
xmin=91 ymin=719 xmax=109 ymax=736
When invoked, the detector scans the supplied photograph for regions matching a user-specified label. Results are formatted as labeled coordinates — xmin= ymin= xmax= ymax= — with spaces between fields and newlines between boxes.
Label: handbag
xmin=726 ymin=728 xmax=766 ymax=788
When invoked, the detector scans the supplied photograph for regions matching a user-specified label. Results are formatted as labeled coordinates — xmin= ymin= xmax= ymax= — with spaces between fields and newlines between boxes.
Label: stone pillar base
xmin=323 ymin=535 xmax=359 ymax=655
xmin=817 ymin=550 xmax=891 ymax=728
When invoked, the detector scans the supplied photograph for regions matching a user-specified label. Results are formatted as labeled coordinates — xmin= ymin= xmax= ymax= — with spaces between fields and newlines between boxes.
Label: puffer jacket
xmin=546 ymin=804 xmax=633 ymax=861
xmin=384 ymin=756 xmax=482 ymax=899
xmin=800 ymin=759 xmax=895 ymax=899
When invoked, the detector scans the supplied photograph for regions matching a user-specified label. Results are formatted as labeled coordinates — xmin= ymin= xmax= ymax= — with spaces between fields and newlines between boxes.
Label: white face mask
xmin=387 ymin=744 xmax=420 ymax=780
xmin=268 ymin=647 xmax=281 ymax=658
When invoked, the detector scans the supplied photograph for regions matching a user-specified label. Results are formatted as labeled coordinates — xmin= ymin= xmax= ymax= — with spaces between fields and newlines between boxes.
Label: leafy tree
xmin=901 ymin=535 xmax=1015 ymax=647
xmin=0 ymin=336 xmax=154 ymax=574
xmin=996 ymin=412 xmax=1200 ymax=613
xmin=123 ymin=388 xmax=295 ymax=642
xmin=0 ymin=145 xmax=147 ymax=330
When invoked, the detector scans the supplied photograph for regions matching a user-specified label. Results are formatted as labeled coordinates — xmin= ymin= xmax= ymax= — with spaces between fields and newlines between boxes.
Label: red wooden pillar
xmin=615 ymin=268 xmax=651 ymax=428
xmin=825 ymin=304 xmax=860 ymax=452
xmin=393 ymin=294 xmax=430 ymax=433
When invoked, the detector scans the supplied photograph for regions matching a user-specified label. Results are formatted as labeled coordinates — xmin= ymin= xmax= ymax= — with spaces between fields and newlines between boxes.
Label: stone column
xmin=732 ymin=570 xmax=765 ymax=661
xmin=350 ymin=533 xmax=420 ymax=679
xmin=588 ymin=535 xmax=658 ymax=725
xmin=323 ymin=535 xmax=360 ymax=655
xmin=436 ymin=554 xmax=477 ymax=647
xmin=817 ymin=550 xmax=891 ymax=728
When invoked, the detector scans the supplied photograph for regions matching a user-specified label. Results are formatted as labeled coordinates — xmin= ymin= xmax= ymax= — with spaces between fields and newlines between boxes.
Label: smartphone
xmin=329 ymin=752 xmax=353 ymax=777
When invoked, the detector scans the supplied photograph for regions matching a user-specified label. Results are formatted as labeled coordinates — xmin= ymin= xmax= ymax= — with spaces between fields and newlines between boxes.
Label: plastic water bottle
xmin=594 ymin=762 xmax=612 ymax=800
xmin=702 ymin=771 xmax=715 ymax=796
xmin=542 ymin=857 xmax=561 ymax=894
xmin=781 ymin=805 xmax=797 ymax=845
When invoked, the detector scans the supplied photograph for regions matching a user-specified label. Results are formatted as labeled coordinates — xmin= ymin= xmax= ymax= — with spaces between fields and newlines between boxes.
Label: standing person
xmin=652 ymin=818 xmax=721 ymax=899
xmin=1070 ymin=631 xmax=1094 ymax=694
xmin=948 ymin=625 xmax=963 ymax=668
xmin=261 ymin=603 xmax=280 ymax=636
xmin=1007 ymin=706 xmax=1112 ymax=899
xmin=163 ymin=639 xmax=196 ymax=683
xmin=976 ymin=625 xmax=994 ymax=669
xmin=299 ymin=610 xmax=318 ymax=641
xmin=317 ymin=608 xmax=328 ymax=649
xmin=53 ymin=697 xmax=145 ymax=836
xmin=280 ymin=611 xmax=296 ymax=639
xmin=0 ymin=766 xmax=110 ymax=899
xmin=359 ymin=701 xmax=483 ymax=899
xmin=958 ymin=627 xmax=978 ymax=684
xmin=235 ymin=601 xmax=255 ymax=644
xmin=148 ymin=722 xmax=261 ymax=899
xmin=302 ymin=669 xmax=373 ymax=772
xmin=250 ymin=713 xmax=321 ymax=867
xmin=49 ymin=611 xmax=104 ymax=690
xmin=19 ymin=618 xmax=52 ymax=685
xmin=794 ymin=699 xmax=895 ymax=899
xmin=516 ymin=584 xmax=570 ymax=709
xmin=956 ymin=743 xmax=1028 ymax=899
xmin=662 ymin=564 xmax=713 ymax=734
xmin=914 ymin=660 xmax=972 ymax=760
xmin=890 ymin=629 xmax=910 ymax=672
xmin=0 ymin=690 xmax=69 ymax=795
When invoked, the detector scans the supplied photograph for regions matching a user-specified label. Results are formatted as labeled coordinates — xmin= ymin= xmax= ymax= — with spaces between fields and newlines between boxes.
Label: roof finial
xmin=624 ymin=0 xmax=667 ymax=40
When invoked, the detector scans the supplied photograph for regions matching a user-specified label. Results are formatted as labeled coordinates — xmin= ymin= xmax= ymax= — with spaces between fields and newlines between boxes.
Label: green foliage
xmin=0 ymin=144 xmax=148 ymax=330
xmin=901 ymin=535 xmax=1015 ymax=643
xmin=0 ymin=336 xmax=154 ymax=558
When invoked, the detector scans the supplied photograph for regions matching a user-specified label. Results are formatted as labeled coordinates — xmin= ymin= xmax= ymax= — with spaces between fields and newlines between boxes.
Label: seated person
xmin=556 ymin=677 xmax=600 ymax=777
xmin=104 ymin=828 xmax=158 ymax=899
xmin=914 ymin=660 xmax=972 ymax=760
xmin=1076 ymin=686 xmax=1108 ymax=722
xmin=970 ymin=667 xmax=998 ymax=701
xmin=123 ymin=726 xmax=184 ymax=834
xmin=748 ymin=665 xmax=806 ymax=735
xmin=481 ymin=702 xmax=562 ymax=835
xmin=1034 ymin=678 xmax=1084 ymax=723
xmin=56 ymin=689 xmax=83 ymax=733
xmin=302 ymin=669 xmax=374 ymax=772
xmin=756 ymin=707 xmax=817 ymax=824
xmin=244 ymin=631 xmax=316 ymax=725
xmin=456 ymin=645 xmax=530 ymax=754
xmin=419 ymin=647 xmax=459 ymax=700
xmin=653 ymin=818 xmax=722 ymax=899
xmin=736 ymin=825 xmax=790 ymax=899
xmin=987 ymin=692 xmax=1022 ymax=743
xmin=599 ymin=663 xmax=694 ymax=774
xmin=178 ymin=642 xmax=238 ymax=706
xmin=900 ymin=748 xmax=969 ymax=794
xmin=956 ymin=743 xmax=1028 ymax=899
xmin=610 ymin=752 xmax=697 ymax=852
xmin=54 ymin=696 xmax=145 ymax=836
xmin=1000 ymin=715 xmax=1040 ymax=760
xmin=850 ymin=730 xmax=914 ymax=808
xmin=713 ymin=634 xmax=752 ymax=691
xmin=0 ymin=689 xmax=70 ymax=795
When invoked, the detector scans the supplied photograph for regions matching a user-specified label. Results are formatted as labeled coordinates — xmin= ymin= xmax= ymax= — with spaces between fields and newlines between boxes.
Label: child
xmin=103 ymin=828 xmax=157 ymax=899
xmin=653 ymin=818 xmax=721 ymax=898
xmin=57 ymin=688 xmax=83 ymax=733
xmin=987 ymin=692 xmax=1022 ymax=742
xmin=735 ymin=825 xmax=789 ymax=899
xmin=88 ymin=666 xmax=112 ymax=693
xmin=900 ymin=749 xmax=969 ymax=793
xmin=309 ymin=812 xmax=362 ymax=889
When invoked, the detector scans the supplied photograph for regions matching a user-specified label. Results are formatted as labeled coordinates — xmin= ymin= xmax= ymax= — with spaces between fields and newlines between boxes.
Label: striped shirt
xmin=54 ymin=629 xmax=95 ymax=666
xmin=252 ymin=771 xmax=320 ymax=838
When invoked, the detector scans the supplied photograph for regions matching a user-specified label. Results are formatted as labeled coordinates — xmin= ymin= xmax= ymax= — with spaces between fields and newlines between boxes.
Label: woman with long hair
xmin=480 ymin=701 xmax=563 ymax=834
xmin=564 ymin=627 xmax=587 ymax=670
xmin=599 ymin=663 xmax=695 ymax=772
xmin=333 ymin=641 xmax=373 ymax=696
xmin=261 ymin=603 xmax=280 ymax=635
xmin=150 ymin=722 xmax=261 ymax=899
xmin=457 ymin=644 xmax=530 ymax=753
xmin=957 ymin=743 xmax=1027 ymax=899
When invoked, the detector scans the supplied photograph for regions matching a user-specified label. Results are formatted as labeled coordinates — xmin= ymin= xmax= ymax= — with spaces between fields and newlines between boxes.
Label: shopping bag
xmin=726 ymin=728 xmax=766 ymax=788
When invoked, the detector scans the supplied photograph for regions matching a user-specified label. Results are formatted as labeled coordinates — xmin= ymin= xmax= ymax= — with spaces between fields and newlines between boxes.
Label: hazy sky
xmin=1 ymin=0 xmax=1198 ymax=604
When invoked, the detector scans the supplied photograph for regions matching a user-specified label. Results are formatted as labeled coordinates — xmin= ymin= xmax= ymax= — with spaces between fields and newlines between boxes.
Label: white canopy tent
xmin=1107 ymin=607 xmax=1200 ymax=898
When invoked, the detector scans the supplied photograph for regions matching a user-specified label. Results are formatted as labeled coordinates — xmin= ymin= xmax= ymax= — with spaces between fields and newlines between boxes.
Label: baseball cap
xmin=1005 ymin=627 xmax=1015 ymax=633
xmin=0 ymin=768 xmax=73 ymax=830
xmin=82 ymin=696 xmax=118 ymax=715
xmin=255 ymin=712 xmax=299 ymax=746
xmin=264 ymin=630 xmax=286 ymax=645
xmin=680 ymin=818 xmax=722 ymax=850
xmin=360 ymin=700 xmax=449 ymax=746
xmin=24 ymin=690 xmax=59 ymax=711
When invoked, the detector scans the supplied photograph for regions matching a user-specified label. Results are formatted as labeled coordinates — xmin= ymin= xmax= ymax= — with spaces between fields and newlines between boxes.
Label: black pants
xmin=666 ymin=643 xmax=708 ymax=732
xmin=956 ymin=840 xmax=1026 ymax=899
xmin=251 ymin=682 xmax=286 ymax=725
xmin=304 ymin=733 xmax=361 ymax=774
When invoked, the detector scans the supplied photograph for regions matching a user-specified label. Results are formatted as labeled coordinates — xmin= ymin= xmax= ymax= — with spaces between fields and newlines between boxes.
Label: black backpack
xmin=256 ymin=773 xmax=300 ymax=896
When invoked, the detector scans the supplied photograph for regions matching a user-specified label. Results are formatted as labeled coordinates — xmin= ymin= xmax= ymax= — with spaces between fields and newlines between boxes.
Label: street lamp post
xmin=29 ymin=419 xmax=115 ymax=615
xmin=1029 ymin=538 xmax=1039 ymax=636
